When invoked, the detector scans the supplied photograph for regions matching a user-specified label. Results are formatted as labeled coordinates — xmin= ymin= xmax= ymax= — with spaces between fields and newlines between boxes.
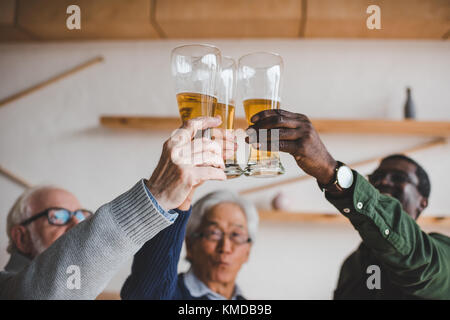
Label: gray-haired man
xmin=121 ymin=189 xmax=259 ymax=300
xmin=1 ymin=116 xmax=232 ymax=299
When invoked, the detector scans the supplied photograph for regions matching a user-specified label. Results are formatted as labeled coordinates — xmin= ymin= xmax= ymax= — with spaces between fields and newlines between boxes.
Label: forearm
xmin=326 ymin=171 xmax=450 ymax=298
xmin=121 ymin=207 xmax=191 ymax=300
xmin=0 ymin=180 xmax=173 ymax=300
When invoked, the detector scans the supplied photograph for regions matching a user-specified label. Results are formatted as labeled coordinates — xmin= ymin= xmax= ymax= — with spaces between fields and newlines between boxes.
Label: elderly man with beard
xmin=246 ymin=109 xmax=450 ymax=300
xmin=1 ymin=116 xmax=233 ymax=299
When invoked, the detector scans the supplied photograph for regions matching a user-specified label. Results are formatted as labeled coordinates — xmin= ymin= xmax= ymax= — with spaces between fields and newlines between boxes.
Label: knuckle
xmin=276 ymin=115 xmax=284 ymax=124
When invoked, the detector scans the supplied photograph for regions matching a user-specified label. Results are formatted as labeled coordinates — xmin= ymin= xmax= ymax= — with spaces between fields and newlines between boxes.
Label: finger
xmin=214 ymin=135 xmax=237 ymax=153
xmin=192 ymin=151 xmax=225 ymax=169
xmin=249 ymin=115 xmax=306 ymax=130
xmin=171 ymin=138 xmax=222 ymax=165
xmin=247 ymin=128 xmax=306 ymax=144
xmin=222 ymin=147 xmax=236 ymax=160
xmin=210 ymin=129 xmax=237 ymax=154
xmin=192 ymin=167 xmax=227 ymax=184
xmin=190 ymin=137 xmax=222 ymax=156
xmin=183 ymin=116 xmax=222 ymax=138
xmin=211 ymin=128 xmax=235 ymax=144
xmin=250 ymin=109 xmax=301 ymax=123
xmin=255 ymin=139 xmax=300 ymax=155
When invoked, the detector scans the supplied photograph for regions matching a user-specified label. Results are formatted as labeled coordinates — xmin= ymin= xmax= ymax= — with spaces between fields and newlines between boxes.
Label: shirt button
xmin=343 ymin=208 xmax=351 ymax=214
xmin=356 ymin=202 xmax=363 ymax=210
xmin=384 ymin=229 xmax=390 ymax=235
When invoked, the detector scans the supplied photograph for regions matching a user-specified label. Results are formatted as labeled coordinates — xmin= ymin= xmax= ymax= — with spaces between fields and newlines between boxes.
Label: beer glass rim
xmin=171 ymin=43 xmax=221 ymax=56
xmin=222 ymin=56 xmax=236 ymax=69
xmin=238 ymin=51 xmax=283 ymax=68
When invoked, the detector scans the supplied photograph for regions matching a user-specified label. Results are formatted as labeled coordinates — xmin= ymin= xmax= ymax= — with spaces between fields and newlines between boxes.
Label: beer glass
xmin=213 ymin=56 xmax=243 ymax=178
xmin=171 ymin=44 xmax=221 ymax=138
xmin=238 ymin=52 xmax=285 ymax=177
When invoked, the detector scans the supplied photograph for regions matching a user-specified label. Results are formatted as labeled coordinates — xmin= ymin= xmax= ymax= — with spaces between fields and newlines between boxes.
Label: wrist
xmin=145 ymin=179 xmax=168 ymax=211
xmin=317 ymin=158 xmax=337 ymax=185
xmin=317 ymin=161 xmax=354 ymax=194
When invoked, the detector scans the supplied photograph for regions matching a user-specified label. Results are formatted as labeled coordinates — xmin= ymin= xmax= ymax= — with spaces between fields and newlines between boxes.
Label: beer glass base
xmin=244 ymin=163 xmax=285 ymax=178
xmin=224 ymin=164 xmax=244 ymax=179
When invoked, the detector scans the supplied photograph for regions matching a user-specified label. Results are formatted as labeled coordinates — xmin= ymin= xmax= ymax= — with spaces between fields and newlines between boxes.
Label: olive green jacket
xmin=327 ymin=172 xmax=450 ymax=300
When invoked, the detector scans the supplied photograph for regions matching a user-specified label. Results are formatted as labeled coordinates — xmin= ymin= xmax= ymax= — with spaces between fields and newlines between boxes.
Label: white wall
xmin=0 ymin=39 xmax=449 ymax=299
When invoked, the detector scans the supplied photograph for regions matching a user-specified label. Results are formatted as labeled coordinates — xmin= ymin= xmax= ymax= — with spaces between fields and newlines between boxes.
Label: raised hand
xmin=147 ymin=116 xmax=235 ymax=211
xmin=246 ymin=109 xmax=337 ymax=185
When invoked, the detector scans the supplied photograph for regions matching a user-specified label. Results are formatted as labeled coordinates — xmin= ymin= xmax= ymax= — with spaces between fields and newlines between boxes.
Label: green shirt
xmin=326 ymin=171 xmax=450 ymax=299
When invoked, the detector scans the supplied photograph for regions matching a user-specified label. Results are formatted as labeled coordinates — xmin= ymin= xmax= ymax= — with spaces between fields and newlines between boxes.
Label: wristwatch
xmin=317 ymin=161 xmax=354 ymax=193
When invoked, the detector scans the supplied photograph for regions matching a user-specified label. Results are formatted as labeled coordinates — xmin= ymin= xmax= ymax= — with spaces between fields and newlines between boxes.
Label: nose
xmin=65 ymin=215 xmax=79 ymax=231
xmin=217 ymin=235 xmax=233 ymax=254
xmin=379 ymin=174 xmax=394 ymax=186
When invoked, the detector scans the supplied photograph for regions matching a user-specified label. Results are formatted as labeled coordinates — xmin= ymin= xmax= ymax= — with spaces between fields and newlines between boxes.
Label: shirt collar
xmin=4 ymin=251 xmax=31 ymax=273
xmin=183 ymin=268 xmax=244 ymax=300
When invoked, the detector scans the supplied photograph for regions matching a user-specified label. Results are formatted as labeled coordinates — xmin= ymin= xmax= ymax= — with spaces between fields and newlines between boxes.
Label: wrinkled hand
xmin=147 ymin=116 xmax=236 ymax=211
xmin=246 ymin=109 xmax=337 ymax=185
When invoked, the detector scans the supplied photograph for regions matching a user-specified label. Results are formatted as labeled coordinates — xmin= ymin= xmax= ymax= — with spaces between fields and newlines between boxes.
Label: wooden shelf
xmin=100 ymin=116 xmax=450 ymax=136
xmin=259 ymin=210 xmax=450 ymax=228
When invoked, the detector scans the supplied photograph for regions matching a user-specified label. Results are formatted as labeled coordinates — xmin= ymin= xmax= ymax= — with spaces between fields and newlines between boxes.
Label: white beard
xmin=29 ymin=226 xmax=48 ymax=257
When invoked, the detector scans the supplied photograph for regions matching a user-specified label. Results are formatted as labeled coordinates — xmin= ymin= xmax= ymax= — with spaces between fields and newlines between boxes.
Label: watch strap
xmin=317 ymin=161 xmax=346 ymax=193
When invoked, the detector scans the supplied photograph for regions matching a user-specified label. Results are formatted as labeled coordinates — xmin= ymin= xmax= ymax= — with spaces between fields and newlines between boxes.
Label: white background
xmin=0 ymin=39 xmax=449 ymax=299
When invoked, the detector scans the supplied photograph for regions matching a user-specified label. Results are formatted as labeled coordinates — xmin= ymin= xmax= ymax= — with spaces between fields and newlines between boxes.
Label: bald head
xmin=7 ymin=186 xmax=82 ymax=258
xmin=27 ymin=187 xmax=81 ymax=218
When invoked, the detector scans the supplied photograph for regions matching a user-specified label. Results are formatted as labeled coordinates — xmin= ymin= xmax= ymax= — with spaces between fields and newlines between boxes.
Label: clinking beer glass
xmin=238 ymin=52 xmax=285 ymax=177
xmin=213 ymin=56 xmax=243 ymax=178
xmin=171 ymin=44 xmax=221 ymax=139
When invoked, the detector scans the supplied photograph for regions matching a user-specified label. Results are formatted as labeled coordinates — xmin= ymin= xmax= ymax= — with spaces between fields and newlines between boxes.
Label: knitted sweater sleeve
xmin=0 ymin=180 xmax=174 ymax=300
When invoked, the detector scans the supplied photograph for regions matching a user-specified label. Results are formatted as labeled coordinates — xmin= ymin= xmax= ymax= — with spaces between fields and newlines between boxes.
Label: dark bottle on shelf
xmin=404 ymin=87 xmax=416 ymax=119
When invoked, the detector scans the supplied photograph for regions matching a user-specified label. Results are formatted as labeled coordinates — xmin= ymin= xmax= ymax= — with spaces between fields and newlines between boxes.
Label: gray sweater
xmin=0 ymin=180 xmax=173 ymax=299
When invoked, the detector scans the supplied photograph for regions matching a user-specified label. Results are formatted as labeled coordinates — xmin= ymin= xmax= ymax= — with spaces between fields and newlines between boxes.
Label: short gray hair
xmin=186 ymin=190 xmax=259 ymax=242
xmin=6 ymin=185 xmax=54 ymax=253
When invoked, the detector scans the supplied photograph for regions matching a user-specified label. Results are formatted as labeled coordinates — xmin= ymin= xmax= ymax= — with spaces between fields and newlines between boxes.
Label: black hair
xmin=380 ymin=154 xmax=431 ymax=198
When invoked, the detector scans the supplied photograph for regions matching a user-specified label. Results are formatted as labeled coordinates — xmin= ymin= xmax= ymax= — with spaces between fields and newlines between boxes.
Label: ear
xmin=243 ymin=243 xmax=252 ymax=263
xmin=10 ymin=225 xmax=33 ymax=256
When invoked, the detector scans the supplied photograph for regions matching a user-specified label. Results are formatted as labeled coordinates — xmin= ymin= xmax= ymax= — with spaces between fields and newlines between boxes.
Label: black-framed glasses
xmin=20 ymin=207 xmax=93 ymax=226
xmin=368 ymin=170 xmax=418 ymax=187
xmin=192 ymin=229 xmax=252 ymax=245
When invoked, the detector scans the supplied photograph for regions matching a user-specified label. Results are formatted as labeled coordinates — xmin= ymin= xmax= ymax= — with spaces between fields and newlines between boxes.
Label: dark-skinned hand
xmin=246 ymin=109 xmax=337 ymax=185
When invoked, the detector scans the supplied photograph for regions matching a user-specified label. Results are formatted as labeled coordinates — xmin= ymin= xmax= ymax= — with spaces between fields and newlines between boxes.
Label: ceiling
xmin=0 ymin=0 xmax=449 ymax=41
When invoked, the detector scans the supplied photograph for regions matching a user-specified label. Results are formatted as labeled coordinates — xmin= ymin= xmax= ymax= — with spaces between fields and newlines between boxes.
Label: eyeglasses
xmin=368 ymin=170 xmax=418 ymax=187
xmin=192 ymin=229 xmax=251 ymax=245
xmin=20 ymin=207 xmax=93 ymax=226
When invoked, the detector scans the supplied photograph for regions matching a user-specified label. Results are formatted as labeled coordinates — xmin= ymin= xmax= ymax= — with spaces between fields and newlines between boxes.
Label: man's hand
xmin=246 ymin=109 xmax=337 ymax=185
xmin=147 ymin=116 xmax=236 ymax=211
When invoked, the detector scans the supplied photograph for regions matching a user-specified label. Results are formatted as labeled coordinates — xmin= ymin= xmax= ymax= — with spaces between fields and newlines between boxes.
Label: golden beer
xmin=177 ymin=92 xmax=218 ymax=123
xmin=244 ymin=98 xmax=283 ymax=176
xmin=213 ymin=103 xmax=242 ymax=178
xmin=213 ymin=103 xmax=235 ymax=130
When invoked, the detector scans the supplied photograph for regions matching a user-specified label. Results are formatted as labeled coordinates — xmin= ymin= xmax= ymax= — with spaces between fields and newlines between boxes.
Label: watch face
xmin=337 ymin=166 xmax=353 ymax=189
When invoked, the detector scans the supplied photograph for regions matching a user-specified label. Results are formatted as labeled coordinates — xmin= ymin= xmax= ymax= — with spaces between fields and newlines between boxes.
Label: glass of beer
xmin=238 ymin=52 xmax=285 ymax=177
xmin=171 ymin=44 xmax=221 ymax=138
xmin=213 ymin=56 xmax=243 ymax=179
